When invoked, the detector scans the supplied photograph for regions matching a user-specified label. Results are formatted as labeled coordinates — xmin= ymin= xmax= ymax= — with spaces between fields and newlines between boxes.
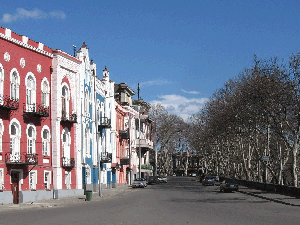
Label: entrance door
xmin=11 ymin=172 xmax=19 ymax=204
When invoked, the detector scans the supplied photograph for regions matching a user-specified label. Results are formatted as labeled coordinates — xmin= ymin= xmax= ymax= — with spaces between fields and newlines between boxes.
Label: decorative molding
xmin=37 ymin=64 xmax=42 ymax=73
xmin=4 ymin=52 xmax=10 ymax=62
xmin=20 ymin=58 xmax=25 ymax=68
xmin=0 ymin=33 xmax=53 ymax=58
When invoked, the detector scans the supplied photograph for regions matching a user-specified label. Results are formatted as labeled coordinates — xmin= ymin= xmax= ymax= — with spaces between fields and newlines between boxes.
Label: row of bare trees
xmin=188 ymin=54 xmax=300 ymax=186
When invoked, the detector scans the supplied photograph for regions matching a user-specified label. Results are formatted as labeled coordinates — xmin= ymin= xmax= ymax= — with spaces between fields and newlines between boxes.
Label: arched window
xmin=27 ymin=125 xmax=36 ymax=154
xmin=0 ymin=119 xmax=3 ymax=152
xmin=84 ymin=89 xmax=89 ymax=115
xmin=41 ymin=79 xmax=49 ymax=107
xmin=0 ymin=64 xmax=4 ymax=101
xmin=62 ymin=128 xmax=70 ymax=159
xmin=42 ymin=128 xmax=50 ymax=156
xmin=10 ymin=70 xmax=19 ymax=101
xmin=26 ymin=74 xmax=36 ymax=111
xmin=61 ymin=85 xmax=69 ymax=119
xmin=84 ymin=125 xmax=90 ymax=157
xmin=9 ymin=120 xmax=21 ymax=162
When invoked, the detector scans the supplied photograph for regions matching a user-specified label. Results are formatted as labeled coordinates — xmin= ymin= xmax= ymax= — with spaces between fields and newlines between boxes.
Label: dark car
xmin=202 ymin=176 xmax=216 ymax=186
xmin=220 ymin=179 xmax=238 ymax=192
xmin=148 ymin=176 xmax=160 ymax=184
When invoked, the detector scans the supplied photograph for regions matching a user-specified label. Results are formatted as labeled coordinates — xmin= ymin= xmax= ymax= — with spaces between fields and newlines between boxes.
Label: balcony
xmin=5 ymin=152 xmax=38 ymax=165
xmin=100 ymin=152 xmax=112 ymax=163
xmin=61 ymin=111 xmax=77 ymax=123
xmin=98 ymin=117 xmax=111 ymax=131
xmin=0 ymin=95 xmax=19 ymax=110
xmin=120 ymin=157 xmax=130 ymax=165
xmin=23 ymin=103 xmax=49 ymax=117
xmin=119 ymin=129 xmax=129 ymax=139
xmin=62 ymin=157 xmax=75 ymax=168
xmin=137 ymin=139 xmax=154 ymax=150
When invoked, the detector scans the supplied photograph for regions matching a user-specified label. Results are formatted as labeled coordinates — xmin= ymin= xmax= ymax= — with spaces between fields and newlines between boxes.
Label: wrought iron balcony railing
xmin=61 ymin=111 xmax=77 ymax=123
xmin=0 ymin=95 xmax=19 ymax=110
xmin=23 ymin=103 xmax=49 ymax=117
xmin=5 ymin=152 xmax=38 ymax=165
xmin=100 ymin=152 xmax=112 ymax=163
xmin=98 ymin=117 xmax=111 ymax=131
xmin=119 ymin=129 xmax=129 ymax=139
xmin=120 ymin=157 xmax=130 ymax=165
xmin=62 ymin=157 xmax=75 ymax=168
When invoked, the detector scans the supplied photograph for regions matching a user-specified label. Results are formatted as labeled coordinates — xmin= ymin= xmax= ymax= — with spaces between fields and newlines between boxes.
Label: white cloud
xmin=1 ymin=8 xmax=66 ymax=23
xmin=181 ymin=89 xmax=200 ymax=94
xmin=139 ymin=79 xmax=172 ymax=87
xmin=150 ymin=94 xmax=209 ymax=120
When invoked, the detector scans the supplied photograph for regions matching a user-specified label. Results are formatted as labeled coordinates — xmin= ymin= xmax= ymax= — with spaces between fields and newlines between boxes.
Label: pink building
xmin=0 ymin=27 xmax=52 ymax=204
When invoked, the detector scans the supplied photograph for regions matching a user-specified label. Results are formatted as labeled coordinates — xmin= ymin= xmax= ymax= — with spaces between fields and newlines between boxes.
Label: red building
xmin=0 ymin=27 xmax=52 ymax=204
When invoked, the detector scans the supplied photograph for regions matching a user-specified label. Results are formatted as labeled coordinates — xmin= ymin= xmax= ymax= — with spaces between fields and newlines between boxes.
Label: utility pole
xmin=138 ymin=83 xmax=141 ymax=179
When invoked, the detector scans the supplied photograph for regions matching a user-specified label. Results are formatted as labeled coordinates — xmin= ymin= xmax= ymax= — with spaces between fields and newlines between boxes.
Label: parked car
xmin=158 ymin=176 xmax=168 ymax=183
xmin=132 ymin=178 xmax=147 ymax=188
xmin=148 ymin=176 xmax=160 ymax=184
xmin=202 ymin=176 xmax=216 ymax=186
xmin=220 ymin=179 xmax=239 ymax=192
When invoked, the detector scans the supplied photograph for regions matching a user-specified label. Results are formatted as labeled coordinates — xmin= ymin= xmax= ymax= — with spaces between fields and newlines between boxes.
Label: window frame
xmin=29 ymin=170 xmax=37 ymax=191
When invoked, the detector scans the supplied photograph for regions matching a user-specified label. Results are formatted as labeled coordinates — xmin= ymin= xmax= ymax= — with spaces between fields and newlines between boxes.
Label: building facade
xmin=51 ymin=48 xmax=82 ymax=198
xmin=0 ymin=27 xmax=52 ymax=204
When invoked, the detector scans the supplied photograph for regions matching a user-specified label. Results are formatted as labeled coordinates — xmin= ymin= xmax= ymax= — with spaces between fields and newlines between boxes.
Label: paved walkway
xmin=238 ymin=185 xmax=300 ymax=207
xmin=0 ymin=184 xmax=133 ymax=212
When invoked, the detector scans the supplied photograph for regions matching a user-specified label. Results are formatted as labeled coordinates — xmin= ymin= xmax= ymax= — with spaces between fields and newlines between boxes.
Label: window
xmin=27 ymin=125 xmax=36 ymax=155
xmin=62 ymin=85 xmax=69 ymax=119
xmin=29 ymin=171 xmax=37 ymax=190
xmin=10 ymin=120 xmax=21 ymax=162
xmin=41 ymin=79 xmax=49 ymax=107
xmin=62 ymin=129 xmax=70 ymax=159
xmin=42 ymin=129 xmax=50 ymax=156
xmin=84 ymin=89 xmax=89 ymax=114
xmin=10 ymin=70 xmax=19 ymax=101
xmin=0 ymin=168 xmax=3 ymax=190
xmin=65 ymin=171 xmax=71 ymax=189
xmin=0 ymin=64 xmax=4 ymax=102
xmin=0 ymin=119 xmax=3 ymax=152
xmin=26 ymin=74 xmax=35 ymax=108
xmin=84 ymin=125 xmax=90 ymax=157
xmin=44 ymin=171 xmax=51 ymax=190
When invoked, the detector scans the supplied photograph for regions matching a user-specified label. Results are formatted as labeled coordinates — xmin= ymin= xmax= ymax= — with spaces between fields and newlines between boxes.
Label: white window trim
xmin=25 ymin=72 xmax=36 ymax=111
xmin=65 ymin=171 xmax=72 ymax=189
xmin=0 ymin=63 xmax=4 ymax=101
xmin=29 ymin=170 xmax=37 ymax=190
xmin=26 ymin=124 xmax=36 ymax=155
xmin=41 ymin=78 xmax=50 ymax=107
xmin=10 ymin=68 xmax=20 ymax=101
xmin=0 ymin=118 xmax=3 ymax=152
xmin=44 ymin=170 xmax=51 ymax=190
xmin=42 ymin=126 xmax=51 ymax=156
xmin=0 ymin=168 xmax=4 ymax=190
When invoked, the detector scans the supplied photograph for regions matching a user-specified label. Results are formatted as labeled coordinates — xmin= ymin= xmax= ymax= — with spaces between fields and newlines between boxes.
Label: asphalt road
xmin=1 ymin=176 xmax=300 ymax=225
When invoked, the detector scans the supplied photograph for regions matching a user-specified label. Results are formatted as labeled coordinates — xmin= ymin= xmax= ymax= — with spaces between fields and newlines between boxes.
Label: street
xmin=1 ymin=177 xmax=300 ymax=225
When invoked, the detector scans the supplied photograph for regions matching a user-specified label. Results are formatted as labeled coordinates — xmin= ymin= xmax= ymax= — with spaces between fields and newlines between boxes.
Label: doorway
xmin=11 ymin=171 xmax=19 ymax=204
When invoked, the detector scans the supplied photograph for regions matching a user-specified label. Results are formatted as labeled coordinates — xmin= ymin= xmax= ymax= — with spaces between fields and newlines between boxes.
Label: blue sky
xmin=1 ymin=0 xmax=300 ymax=120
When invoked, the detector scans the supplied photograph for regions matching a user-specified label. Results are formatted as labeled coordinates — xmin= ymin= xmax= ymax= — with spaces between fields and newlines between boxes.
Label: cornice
xmin=0 ymin=33 xmax=53 ymax=58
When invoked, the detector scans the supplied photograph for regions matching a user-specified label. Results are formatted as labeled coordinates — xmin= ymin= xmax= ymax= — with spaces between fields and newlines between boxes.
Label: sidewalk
xmin=238 ymin=185 xmax=300 ymax=207
xmin=0 ymin=185 xmax=133 ymax=212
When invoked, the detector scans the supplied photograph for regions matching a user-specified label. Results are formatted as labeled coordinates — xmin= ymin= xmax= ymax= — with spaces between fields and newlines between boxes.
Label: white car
xmin=132 ymin=178 xmax=147 ymax=188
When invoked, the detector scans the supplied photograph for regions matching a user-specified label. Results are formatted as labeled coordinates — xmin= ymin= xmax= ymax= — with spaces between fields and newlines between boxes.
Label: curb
xmin=238 ymin=190 xmax=300 ymax=207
